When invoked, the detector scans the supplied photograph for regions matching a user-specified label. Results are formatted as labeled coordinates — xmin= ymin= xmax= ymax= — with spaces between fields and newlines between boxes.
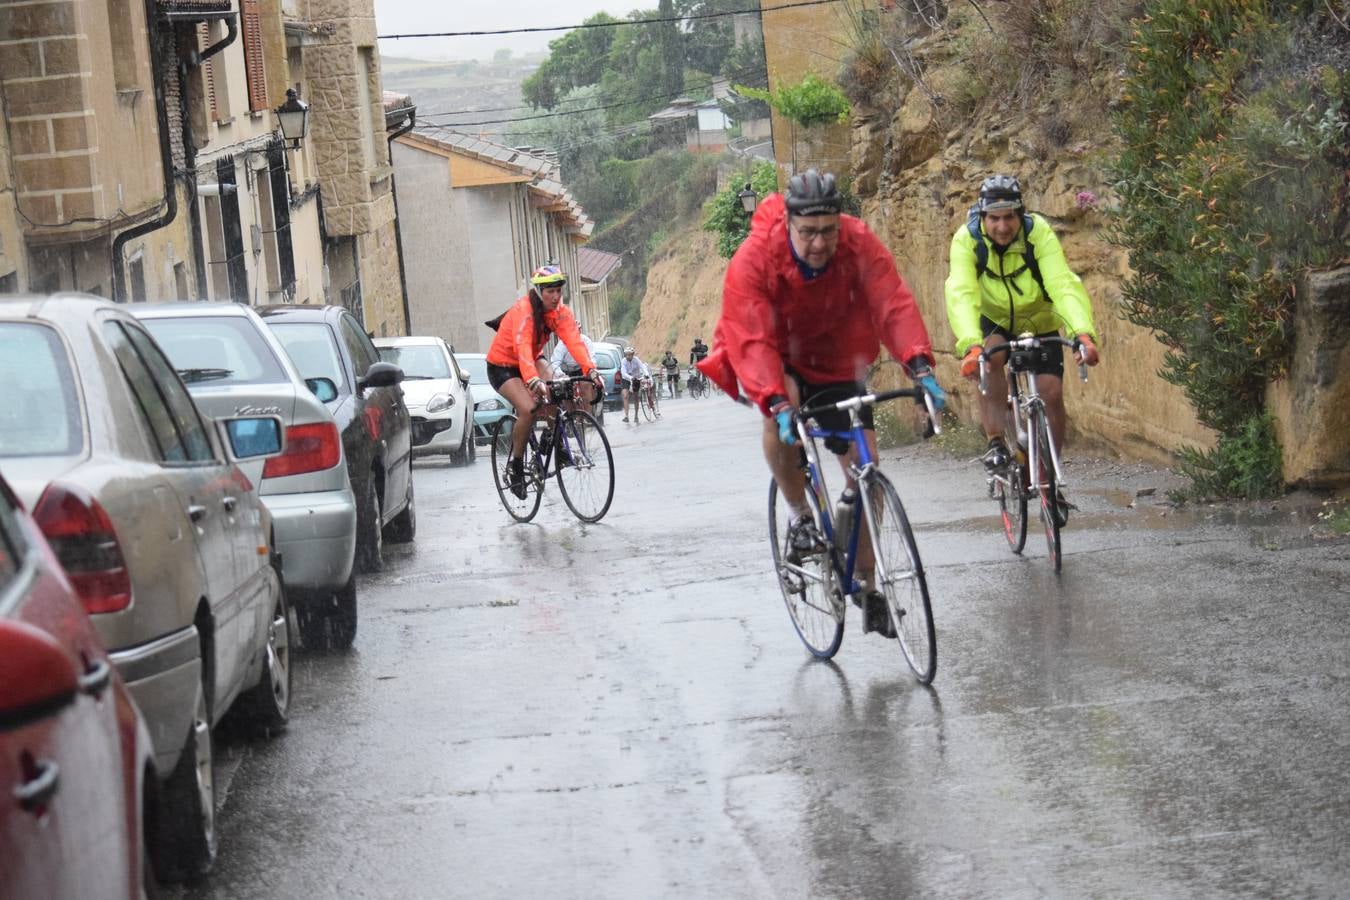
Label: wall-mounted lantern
xmin=737 ymin=181 xmax=757 ymax=215
xmin=275 ymin=88 xmax=310 ymax=149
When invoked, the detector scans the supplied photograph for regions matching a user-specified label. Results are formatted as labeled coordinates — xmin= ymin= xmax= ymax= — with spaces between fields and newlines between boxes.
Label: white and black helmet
xmin=977 ymin=174 xmax=1024 ymax=213
xmin=786 ymin=169 xmax=843 ymax=217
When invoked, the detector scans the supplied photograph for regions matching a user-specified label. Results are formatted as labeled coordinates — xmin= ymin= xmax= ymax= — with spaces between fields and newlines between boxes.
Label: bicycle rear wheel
xmin=865 ymin=473 xmax=936 ymax=684
xmin=640 ymin=391 xmax=656 ymax=422
xmin=555 ymin=410 xmax=615 ymax=523
xmin=768 ymin=479 xmax=844 ymax=659
xmin=1034 ymin=417 xmax=1062 ymax=571
xmin=490 ymin=414 xmax=544 ymax=522
xmin=995 ymin=461 xmax=1028 ymax=553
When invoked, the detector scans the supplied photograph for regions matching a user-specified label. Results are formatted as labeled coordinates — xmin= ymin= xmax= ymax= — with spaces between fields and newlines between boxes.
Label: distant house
xmin=575 ymin=247 xmax=621 ymax=340
xmin=648 ymin=98 xmax=733 ymax=153
xmin=391 ymin=127 xmax=594 ymax=353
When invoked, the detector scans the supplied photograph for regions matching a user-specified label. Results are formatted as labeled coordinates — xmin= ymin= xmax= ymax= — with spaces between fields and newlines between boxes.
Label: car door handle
xmin=78 ymin=658 xmax=111 ymax=699
xmin=222 ymin=496 xmax=238 ymax=513
xmin=187 ymin=504 xmax=208 ymax=522
xmin=16 ymin=759 xmax=59 ymax=814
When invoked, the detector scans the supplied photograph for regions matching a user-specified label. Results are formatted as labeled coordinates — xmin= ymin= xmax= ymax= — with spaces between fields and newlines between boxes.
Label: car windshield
xmin=141 ymin=315 xmax=288 ymax=386
xmin=0 ymin=323 xmax=84 ymax=458
xmin=378 ymin=345 xmax=449 ymax=380
xmin=594 ymin=348 xmax=620 ymax=369
xmin=458 ymin=356 xmax=488 ymax=384
xmin=267 ymin=322 xmax=346 ymax=391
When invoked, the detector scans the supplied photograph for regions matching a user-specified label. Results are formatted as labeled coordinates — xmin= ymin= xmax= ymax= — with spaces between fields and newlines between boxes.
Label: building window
xmin=241 ymin=0 xmax=269 ymax=112
xmin=198 ymin=22 xmax=232 ymax=122
xmin=128 ymin=254 xmax=147 ymax=302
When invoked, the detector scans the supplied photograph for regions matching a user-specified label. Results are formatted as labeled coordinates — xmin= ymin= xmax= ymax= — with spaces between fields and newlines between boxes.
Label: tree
xmin=521 ymin=12 xmax=621 ymax=109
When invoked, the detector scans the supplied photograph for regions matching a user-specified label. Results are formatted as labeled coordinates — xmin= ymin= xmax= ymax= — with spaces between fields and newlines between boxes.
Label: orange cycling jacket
xmin=486 ymin=294 xmax=595 ymax=385
xmin=698 ymin=193 xmax=935 ymax=415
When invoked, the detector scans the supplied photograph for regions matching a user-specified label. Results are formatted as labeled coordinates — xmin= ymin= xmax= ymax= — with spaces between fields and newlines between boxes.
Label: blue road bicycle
xmin=768 ymin=387 xmax=940 ymax=684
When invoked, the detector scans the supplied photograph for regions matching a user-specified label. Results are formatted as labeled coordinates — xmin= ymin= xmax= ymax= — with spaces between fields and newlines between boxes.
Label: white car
xmin=374 ymin=336 xmax=477 ymax=465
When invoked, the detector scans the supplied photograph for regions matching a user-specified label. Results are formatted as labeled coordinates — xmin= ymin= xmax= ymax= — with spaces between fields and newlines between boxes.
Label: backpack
xmin=966 ymin=207 xmax=1049 ymax=301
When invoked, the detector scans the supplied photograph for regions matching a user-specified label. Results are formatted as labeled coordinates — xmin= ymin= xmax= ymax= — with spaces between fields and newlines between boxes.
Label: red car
xmin=0 ymin=472 xmax=154 ymax=899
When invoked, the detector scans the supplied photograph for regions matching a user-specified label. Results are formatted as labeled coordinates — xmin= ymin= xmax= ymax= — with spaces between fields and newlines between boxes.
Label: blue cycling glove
xmin=918 ymin=373 xmax=946 ymax=411
xmin=775 ymin=409 xmax=797 ymax=445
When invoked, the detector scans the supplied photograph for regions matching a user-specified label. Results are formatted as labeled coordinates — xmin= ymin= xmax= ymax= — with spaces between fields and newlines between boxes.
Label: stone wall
xmin=1267 ymin=268 xmax=1350 ymax=487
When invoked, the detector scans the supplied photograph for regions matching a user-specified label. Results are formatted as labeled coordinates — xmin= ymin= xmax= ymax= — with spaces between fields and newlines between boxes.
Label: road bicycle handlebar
xmin=799 ymin=386 xmax=943 ymax=437
xmin=978 ymin=335 xmax=1089 ymax=395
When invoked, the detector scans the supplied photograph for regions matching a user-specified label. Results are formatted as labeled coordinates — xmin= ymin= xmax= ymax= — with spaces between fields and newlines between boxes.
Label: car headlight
xmin=425 ymin=392 xmax=453 ymax=414
xmin=476 ymin=398 xmax=504 ymax=411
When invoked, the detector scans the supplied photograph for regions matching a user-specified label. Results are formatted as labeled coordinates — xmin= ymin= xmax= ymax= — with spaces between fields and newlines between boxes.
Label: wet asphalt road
xmin=183 ymin=395 xmax=1350 ymax=899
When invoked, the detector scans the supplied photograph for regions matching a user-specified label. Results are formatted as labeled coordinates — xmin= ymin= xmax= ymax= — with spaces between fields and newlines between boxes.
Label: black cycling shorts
xmin=979 ymin=316 xmax=1065 ymax=378
xmin=487 ymin=362 xmax=523 ymax=392
xmin=787 ymin=368 xmax=873 ymax=452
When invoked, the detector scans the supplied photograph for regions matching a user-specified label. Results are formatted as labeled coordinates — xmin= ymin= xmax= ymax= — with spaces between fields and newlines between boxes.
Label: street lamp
xmin=737 ymin=181 xmax=757 ymax=215
xmin=275 ymin=88 xmax=310 ymax=149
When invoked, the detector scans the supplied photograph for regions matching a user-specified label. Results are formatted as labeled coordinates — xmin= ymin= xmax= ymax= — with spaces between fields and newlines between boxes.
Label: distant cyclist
xmin=619 ymin=346 xmax=650 ymax=424
xmin=546 ymin=331 xmax=600 ymax=411
xmin=486 ymin=265 xmax=602 ymax=496
xmin=944 ymin=174 xmax=1099 ymax=520
xmin=689 ymin=337 xmax=708 ymax=367
xmin=698 ymin=169 xmax=945 ymax=637
xmin=660 ymin=350 xmax=680 ymax=397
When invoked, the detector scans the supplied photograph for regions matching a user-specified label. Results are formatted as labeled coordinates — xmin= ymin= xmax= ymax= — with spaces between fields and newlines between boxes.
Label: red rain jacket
xmin=698 ymin=193 xmax=935 ymax=415
xmin=486 ymin=294 xmax=595 ymax=384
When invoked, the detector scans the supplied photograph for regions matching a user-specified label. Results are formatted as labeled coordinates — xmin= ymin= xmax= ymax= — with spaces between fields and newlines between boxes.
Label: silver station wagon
xmin=134 ymin=302 xmax=360 ymax=651
xmin=0 ymin=294 xmax=291 ymax=883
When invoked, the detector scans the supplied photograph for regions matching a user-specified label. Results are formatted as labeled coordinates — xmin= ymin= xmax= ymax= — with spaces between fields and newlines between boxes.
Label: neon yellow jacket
xmin=944 ymin=213 xmax=1097 ymax=356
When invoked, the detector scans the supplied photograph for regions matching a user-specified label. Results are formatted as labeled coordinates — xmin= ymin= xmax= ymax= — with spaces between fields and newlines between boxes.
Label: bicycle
xmin=686 ymin=368 xmax=706 ymax=399
xmin=644 ymin=376 xmax=661 ymax=420
xmin=768 ymin=386 xmax=941 ymax=684
xmin=979 ymin=335 xmax=1088 ymax=572
xmin=489 ymin=375 xmax=616 ymax=523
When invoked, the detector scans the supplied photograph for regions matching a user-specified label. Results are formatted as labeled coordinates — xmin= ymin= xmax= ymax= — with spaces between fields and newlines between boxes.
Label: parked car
xmin=374 ymin=336 xmax=476 ymax=465
xmin=133 ymin=302 xmax=360 ymax=650
xmin=0 ymin=471 xmax=156 ymax=898
xmin=259 ymin=305 xmax=413 ymax=576
xmin=591 ymin=343 xmax=623 ymax=413
xmin=456 ymin=352 xmax=513 ymax=444
xmin=0 ymin=294 xmax=291 ymax=883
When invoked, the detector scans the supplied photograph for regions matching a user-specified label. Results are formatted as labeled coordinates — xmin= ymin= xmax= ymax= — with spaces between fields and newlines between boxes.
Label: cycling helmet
xmin=530 ymin=264 xmax=567 ymax=287
xmin=785 ymin=169 xmax=843 ymax=217
xmin=623 ymin=346 xmax=635 ymax=355
xmin=977 ymin=174 xmax=1023 ymax=213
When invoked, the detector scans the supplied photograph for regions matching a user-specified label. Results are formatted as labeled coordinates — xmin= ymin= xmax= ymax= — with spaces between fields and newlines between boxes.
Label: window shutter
xmin=241 ymin=0 xmax=268 ymax=112
xmin=198 ymin=23 xmax=219 ymax=121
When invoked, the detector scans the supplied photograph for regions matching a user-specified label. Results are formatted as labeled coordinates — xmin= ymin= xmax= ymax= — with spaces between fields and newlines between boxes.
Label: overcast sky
xmin=374 ymin=0 xmax=628 ymax=60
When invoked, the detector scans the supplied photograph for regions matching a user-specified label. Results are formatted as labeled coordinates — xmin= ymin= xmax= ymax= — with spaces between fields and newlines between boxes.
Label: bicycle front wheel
xmin=641 ymin=392 xmax=656 ymax=422
xmin=555 ymin=410 xmax=615 ymax=523
xmin=768 ymin=480 xmax=843 ymax=659
xmin=490 ymin=414 xmax=543 ymax=522
xmin=865 ymin=473 xmax=936 ymax=684
xmin=1034 ymin=417 xmax=1062 ymax=571
xmin=996 ymin=461 xmax=1028 ymax=553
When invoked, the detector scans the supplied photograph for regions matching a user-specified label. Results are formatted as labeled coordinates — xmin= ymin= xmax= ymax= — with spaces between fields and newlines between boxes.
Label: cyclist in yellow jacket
xmin=945 ymin=174 xmax=1100 ymax=478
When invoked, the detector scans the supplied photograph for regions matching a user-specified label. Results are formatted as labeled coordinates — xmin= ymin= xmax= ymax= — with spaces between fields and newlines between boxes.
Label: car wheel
xmin=354 ymin=472 xmax=383 ymax=574
xmin=450 ymin=418 xmax=472 ymax=466
xmin=466 ymin=423 xmax=477 ymax=462
xmin=385 ymin=474 xmax=416 ymax=543
xmin=150 ymin=681 xmax=216 ymax=883
xmin=240 ymin=569 xmax=291 ymax=733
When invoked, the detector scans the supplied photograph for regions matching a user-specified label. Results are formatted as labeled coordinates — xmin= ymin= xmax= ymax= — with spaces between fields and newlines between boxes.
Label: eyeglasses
xmin=791 ymin=223 xmax=839 ymax=243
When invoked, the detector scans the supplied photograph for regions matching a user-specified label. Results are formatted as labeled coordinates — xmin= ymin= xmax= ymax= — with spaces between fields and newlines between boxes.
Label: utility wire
xmin=377 ymin=0 xmax=841 ymax=40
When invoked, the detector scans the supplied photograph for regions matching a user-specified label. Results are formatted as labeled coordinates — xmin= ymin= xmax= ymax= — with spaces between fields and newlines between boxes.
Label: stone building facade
xmin=284 ymin=0 xmax=403 ymax=335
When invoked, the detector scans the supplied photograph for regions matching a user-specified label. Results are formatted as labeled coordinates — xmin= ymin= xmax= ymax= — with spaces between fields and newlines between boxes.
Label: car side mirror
xmin=0 ymin=619 xmax=79 ymax=734
xmin=359 ymin=361 xmax=404 ymax=392
xmin=218 ymin=415 xmax=286 ymax=462
xmin=305 ymin=377 xmax=339 ymax=403
xmin=459 ymin=371 xmax=470 ymax=386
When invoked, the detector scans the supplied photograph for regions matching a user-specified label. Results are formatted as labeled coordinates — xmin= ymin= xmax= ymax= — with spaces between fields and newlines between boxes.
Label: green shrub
xmin=1110 ymin=0 xmax=1349 ymax=498
xmin=702 ymin=161 xmax=779 ymax=259
xmin=737 ymin=74 xmax=851 ymax=128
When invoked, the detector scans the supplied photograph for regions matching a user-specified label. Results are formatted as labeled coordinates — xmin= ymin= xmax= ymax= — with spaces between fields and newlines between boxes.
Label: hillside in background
xmin=380 ymin=53 xmax=548 ymax=143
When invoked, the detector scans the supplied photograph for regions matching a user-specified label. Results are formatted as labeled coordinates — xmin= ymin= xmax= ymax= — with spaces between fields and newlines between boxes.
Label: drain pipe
xmin=180 ymin=16 xmax=238 ymax=299
xmin=110 ymin=0 xmax=182 ymax=302
xmin=386 ymin=105 xmax=416 ymax=333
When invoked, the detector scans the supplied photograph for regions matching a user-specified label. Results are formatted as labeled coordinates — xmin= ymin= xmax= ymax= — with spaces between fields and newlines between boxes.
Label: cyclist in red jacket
xmin=698 ymin=170 xmax=946 ymax=637
xmin=486 ymin=265 xmax=601 ymax=497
